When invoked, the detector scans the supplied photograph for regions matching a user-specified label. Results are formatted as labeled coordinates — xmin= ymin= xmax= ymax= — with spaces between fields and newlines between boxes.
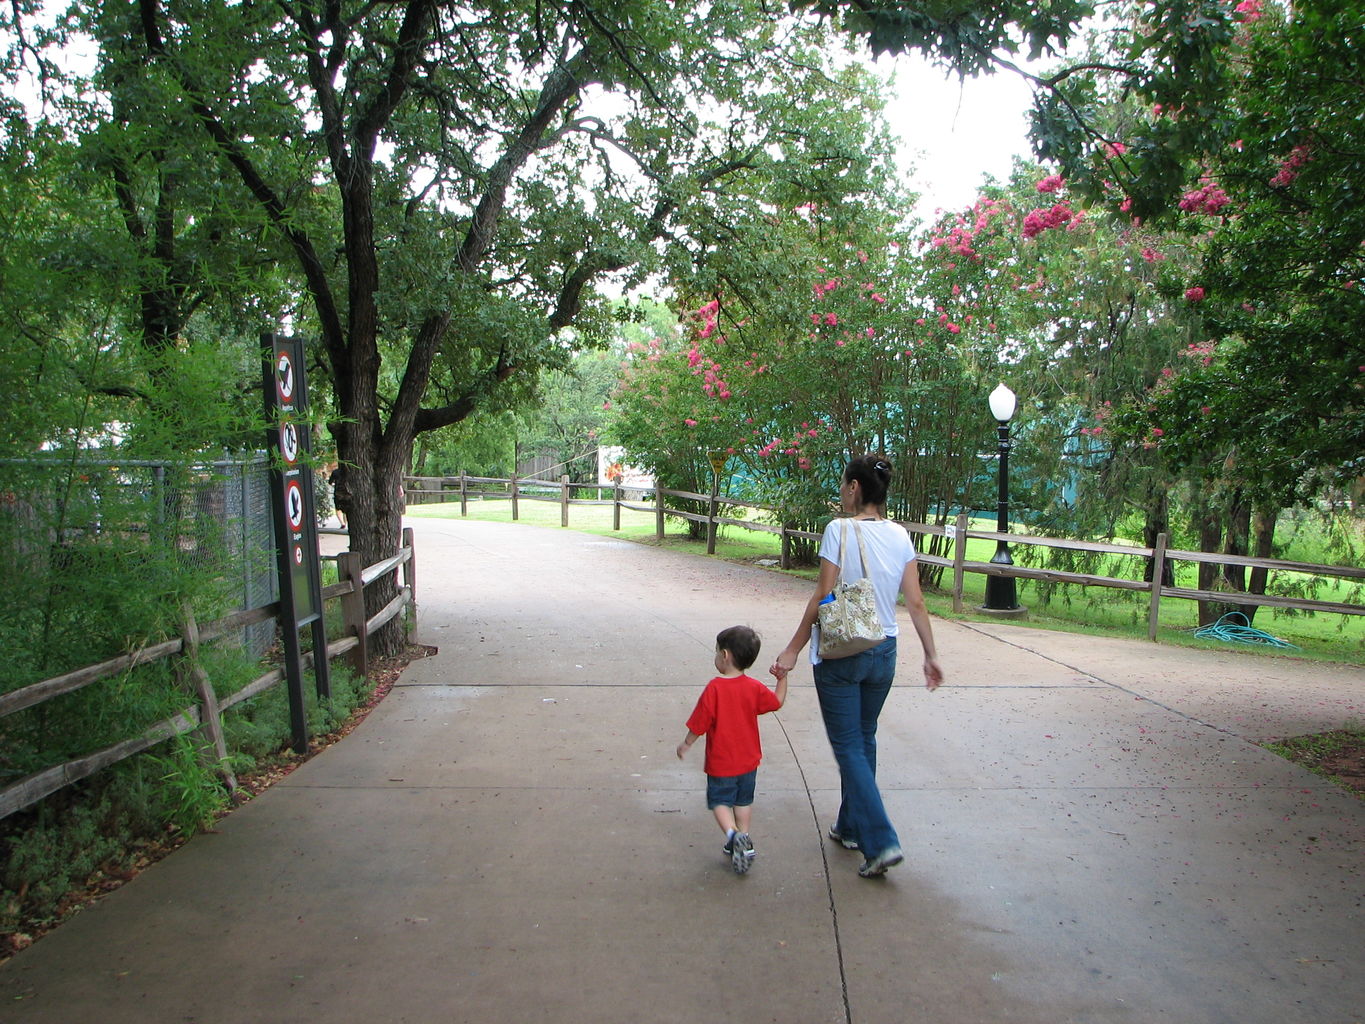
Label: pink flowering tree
xmin=609 ymin=192 xmax=999 ymax=559
xmin=1070 ymin=2 xmax=1365 ymax=620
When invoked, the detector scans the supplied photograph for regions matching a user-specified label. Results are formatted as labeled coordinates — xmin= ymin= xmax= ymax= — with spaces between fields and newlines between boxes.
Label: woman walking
xmin=770 ymin=455 xmax=944 ymax=877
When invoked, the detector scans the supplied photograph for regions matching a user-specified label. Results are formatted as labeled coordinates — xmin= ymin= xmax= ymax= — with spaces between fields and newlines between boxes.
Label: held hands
xmin=769 ymin=648 xmax=797 ymax=681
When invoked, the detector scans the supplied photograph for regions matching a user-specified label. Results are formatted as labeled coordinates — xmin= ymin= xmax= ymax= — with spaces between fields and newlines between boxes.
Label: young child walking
xmin=676 ymin=626 xmax=788 ymax=874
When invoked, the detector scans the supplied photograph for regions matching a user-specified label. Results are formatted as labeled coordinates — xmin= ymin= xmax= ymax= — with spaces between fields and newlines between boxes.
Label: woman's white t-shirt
xmin=812 ymin=518 xmax=917 ymax=663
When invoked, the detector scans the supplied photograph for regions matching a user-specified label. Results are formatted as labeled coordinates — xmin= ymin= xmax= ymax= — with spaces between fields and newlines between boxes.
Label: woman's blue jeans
xmin=813 ymin=637 xmax=899 ymax=858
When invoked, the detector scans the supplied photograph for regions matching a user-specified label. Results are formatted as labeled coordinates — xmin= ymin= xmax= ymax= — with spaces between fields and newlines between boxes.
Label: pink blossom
xmin=797 ymin=457 xmax=812 ymax=470
xmin=947 ymin=323 xmax=961 ymax=334
xmin=1178 ymin=182 xmax=1232 ymax=216
xmin=1036 ymin=174 xmax=1066 ymax=194
xmin=1270 ymin=144 xmax=1312 ymax=187
xmin=1185 ymin=286 xmax=1206 ymax=302
xmin=1141 ymin=247 xmax=1164 ymax=263
xmin=602 ymin=401 xmax=611 ymax=410
xmin=684 ymin=418 xmax=698 ymax=427
xmin=1119 ymin=197 xmax=1133 ymax=213
xmin=824 ymin=312 xmax=839 ymax=326
xmin=871 ymin=293 xmax=886 ymax=304
xmin=865 ymin=327 xmax=876 ymax=338
xmin=1233 ymin=0 xmax=1264 ymax=21
xmin=1151 ymin=427 xmax=1164 ymax=437
xmin=1022 ymin=202 xmax=1074 ymax=239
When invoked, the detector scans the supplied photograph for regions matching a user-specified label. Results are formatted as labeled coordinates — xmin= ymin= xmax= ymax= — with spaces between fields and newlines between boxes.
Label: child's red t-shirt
xmin=685 ymin=674 xmax=782 ymax=777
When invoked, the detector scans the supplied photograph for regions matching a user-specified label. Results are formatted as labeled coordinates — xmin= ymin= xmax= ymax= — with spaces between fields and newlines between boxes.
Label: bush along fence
xmin=406 ymin=474 xmax=1365 ymax=638
xmin=0 ymin=529 xmax=417 ymax=823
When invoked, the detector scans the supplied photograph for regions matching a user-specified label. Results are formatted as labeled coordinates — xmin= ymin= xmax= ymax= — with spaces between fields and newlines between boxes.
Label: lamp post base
xmin=976 ymin=604 xmax=1029 ymax=620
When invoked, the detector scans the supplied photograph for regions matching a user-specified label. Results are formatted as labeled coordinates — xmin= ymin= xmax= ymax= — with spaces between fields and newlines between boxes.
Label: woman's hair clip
xmin=874 ymin=460 xmax=889 ymax=472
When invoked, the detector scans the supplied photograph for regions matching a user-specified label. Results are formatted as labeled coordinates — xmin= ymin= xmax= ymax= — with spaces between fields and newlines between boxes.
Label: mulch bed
xmin=1267 ymin=731 xmax=1365 ymax=798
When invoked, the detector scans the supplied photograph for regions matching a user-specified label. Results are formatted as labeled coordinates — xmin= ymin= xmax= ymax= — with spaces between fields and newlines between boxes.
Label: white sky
xmin=882 ymin=57 xmax=1042 ymax=219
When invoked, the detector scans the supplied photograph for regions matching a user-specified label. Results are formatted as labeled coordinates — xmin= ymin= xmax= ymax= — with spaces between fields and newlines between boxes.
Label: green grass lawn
xmin=405 ymin=496 xmax=1365 ymax=665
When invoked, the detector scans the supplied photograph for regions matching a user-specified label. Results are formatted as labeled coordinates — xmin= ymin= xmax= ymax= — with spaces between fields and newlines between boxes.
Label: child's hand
xmin=676 ymin=742 xmax=690 ymax=760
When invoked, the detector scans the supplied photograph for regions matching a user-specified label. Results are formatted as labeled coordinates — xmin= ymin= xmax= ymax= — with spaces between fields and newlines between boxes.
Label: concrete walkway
xmin=3 ymin=516 xmax=1362 ymax=1024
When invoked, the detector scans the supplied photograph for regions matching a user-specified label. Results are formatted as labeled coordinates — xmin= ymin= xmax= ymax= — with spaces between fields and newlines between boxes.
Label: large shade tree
xmin=20 ymin=0 xmax=931 ymax=652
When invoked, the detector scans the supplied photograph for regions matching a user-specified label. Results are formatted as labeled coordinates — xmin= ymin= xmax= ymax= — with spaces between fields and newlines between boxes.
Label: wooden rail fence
xmin=406 ymin=474 xmax=1365 ymax=638
xmin=0 ymin=529 xmax=417 ymax=821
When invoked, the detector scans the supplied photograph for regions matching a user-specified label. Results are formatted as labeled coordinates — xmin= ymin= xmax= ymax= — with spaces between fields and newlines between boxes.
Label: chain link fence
xmin=0 ymin=454 xmax=280 ymax=668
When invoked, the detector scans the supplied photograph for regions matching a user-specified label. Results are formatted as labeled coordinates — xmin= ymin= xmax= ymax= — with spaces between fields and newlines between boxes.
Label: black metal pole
xmin=984 ymin=419 xmax=1019 ymax=610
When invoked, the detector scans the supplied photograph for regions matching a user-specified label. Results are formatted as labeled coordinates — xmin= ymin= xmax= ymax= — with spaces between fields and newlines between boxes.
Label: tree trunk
xmin=1243 ymin=505 xmax=1279 ymax=625
xmin=1141 ymin=486 xmax=1175 ymax=587
xmin=1193 ymin=485 xmax=1225 ymax=626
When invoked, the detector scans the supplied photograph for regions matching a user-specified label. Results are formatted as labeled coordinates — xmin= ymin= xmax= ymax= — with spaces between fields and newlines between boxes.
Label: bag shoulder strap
xmin=839 ymin=518 xmax=869 ymax=581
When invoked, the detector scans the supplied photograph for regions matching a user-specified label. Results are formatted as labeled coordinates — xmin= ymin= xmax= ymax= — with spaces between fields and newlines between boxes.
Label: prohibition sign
xmin=285 ymin=479 xmax=305 ymax=532
xmin=276 ymin=350 xmax=296 ymax=402
xmin=279 ymin=421 xmax=300 ymax=464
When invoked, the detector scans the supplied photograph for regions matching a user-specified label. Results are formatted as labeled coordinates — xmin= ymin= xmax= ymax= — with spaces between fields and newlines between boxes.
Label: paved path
xmin=3 ymin=516 xmax=1363 ymax=1023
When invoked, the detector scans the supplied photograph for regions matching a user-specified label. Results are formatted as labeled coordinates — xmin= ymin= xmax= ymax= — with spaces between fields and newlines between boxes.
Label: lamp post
xmin=983 ymin=383 xmax=1021 ymax=613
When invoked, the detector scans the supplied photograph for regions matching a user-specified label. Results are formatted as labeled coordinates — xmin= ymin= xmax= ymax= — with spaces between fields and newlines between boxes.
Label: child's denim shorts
xmin=706 ymin=769 xmax=757 ymax=809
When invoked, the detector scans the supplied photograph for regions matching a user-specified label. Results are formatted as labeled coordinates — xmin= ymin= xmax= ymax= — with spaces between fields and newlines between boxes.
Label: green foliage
xmin=1 ymin=774 xmax=159 ymax=932
xmin=222 ymin=662 xmax=373 ymax=768
xmin=142 ymin=737 xmax=230 ymax=835
xmin=796 ymin=0 xmax=1092 ymax=65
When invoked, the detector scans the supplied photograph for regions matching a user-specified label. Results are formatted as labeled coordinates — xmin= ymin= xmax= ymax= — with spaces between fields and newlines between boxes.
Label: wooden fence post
xmin=1147 ymin=532 xmax=1168 ymax=642
xmin=459 ymin=471 xmax=468 ymax=515
xmin=561 ymin=474 xmax=570 ymax=528
xmin=402 ymin=526 xmax=418 ymax=644
xmin=952 ymin=511 xmax=969 ymax=614
xmin=613 ymin=483 xmax=622 ymax=531
xmin=706 ymin=476 xmax=720 ymax=555
xmin=511 ymin=475 xmax=519 ymax=520
xmin=177 ymin=603 xmax=237 ymax=794
xmin=655 ymin=488 xmax=665 ymax=541
xmin=338 ymin=550 xmax=369 ymax=677
xmin=781 ymin=522 xmax=793 ymax=570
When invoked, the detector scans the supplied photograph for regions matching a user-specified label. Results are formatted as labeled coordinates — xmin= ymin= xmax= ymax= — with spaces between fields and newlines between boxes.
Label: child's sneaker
xmin=730 ymin=832 xmax=754 ymax=874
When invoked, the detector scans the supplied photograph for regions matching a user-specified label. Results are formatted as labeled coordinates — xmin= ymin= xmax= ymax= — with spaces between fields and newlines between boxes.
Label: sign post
xmin=262 ymin=333 xmax=331 ymax=754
